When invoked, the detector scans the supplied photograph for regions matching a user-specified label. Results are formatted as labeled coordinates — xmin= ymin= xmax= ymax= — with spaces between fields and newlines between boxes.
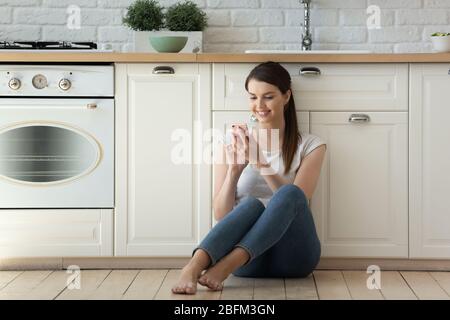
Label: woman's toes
xmin=212 ymin=282 xmax=223 ymax=291
xmin=185 ymin=283 xmax=196 ymax=294
xmin=172 ymin=282 xmax=197 ymax=294
xmin=172 ymin=285 xmax=180 ymax=293
xmin=198 ymin=275 xmax=207 ymax=286
xmin=204 ymin=279 xmax=221 ymax=291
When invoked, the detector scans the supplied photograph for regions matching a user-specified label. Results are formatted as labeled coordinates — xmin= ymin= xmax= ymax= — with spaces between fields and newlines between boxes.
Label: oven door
xmin=0 ymin=99 xmax=113 ymax=208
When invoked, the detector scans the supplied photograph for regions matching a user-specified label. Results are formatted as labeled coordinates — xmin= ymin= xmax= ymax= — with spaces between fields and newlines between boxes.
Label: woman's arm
xmin=292 ymin=145 xmax=327 ymax=201
xmin=212 ymin=143 xmax=245 ymax=221
xmin=258 ymin=145 xmax=327 ymax=200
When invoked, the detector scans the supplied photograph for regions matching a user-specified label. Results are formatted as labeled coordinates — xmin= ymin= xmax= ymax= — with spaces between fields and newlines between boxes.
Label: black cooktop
xmin=0 ymin=41 xmax=98 ymax=50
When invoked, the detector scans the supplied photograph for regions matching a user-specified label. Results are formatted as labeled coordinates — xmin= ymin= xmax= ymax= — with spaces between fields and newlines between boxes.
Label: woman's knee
xmin=274 ymin=184 xmax=307 ymax=207
xmin=239 ymin=195 xmax=265 ymax=212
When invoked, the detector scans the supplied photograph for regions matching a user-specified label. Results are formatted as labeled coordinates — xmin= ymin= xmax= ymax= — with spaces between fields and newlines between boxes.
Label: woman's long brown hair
xmin=245 ymin=61 xmax=301 ymax=175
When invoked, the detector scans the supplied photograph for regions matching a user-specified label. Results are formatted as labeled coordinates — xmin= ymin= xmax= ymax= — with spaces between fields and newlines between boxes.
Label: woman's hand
xmin=224 ymin=126 xmax=248 ymax=174
xmin=231 ymin=125 xmax=271 ymax=170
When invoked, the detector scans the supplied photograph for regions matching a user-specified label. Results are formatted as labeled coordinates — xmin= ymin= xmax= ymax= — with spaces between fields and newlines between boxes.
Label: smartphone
xmin=224 ymin=123 xmax=249 ymax=145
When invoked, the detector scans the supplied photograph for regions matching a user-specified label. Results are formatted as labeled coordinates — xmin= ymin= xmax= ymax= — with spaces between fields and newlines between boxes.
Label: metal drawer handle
xmin=349 ymin=114 xmax=370 ymax=123
xmin=152 ymin=66 xmax=175 ymax=74
xmin=299 ymin=66 xmax=321 ymax=76
xmin=87 ymin=103 xmax=97 ymax=109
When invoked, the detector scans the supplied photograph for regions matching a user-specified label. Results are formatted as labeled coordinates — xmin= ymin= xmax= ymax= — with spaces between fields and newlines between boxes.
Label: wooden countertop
xmin=1 ymin=52 xmax=450 ymax=63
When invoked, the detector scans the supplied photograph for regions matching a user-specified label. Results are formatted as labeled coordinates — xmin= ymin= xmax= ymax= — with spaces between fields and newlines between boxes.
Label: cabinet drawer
xmin=0 ymin=209 xmax=113 ymax=257
xmin=213 ymin=63 xmax=408 ymax=111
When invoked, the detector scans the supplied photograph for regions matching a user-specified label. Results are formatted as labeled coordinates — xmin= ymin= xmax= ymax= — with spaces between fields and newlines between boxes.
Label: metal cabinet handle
xmin=299 ymin=66 xmax=321 ymax=76
xmin=348 ymin=114 xmax=370 ymax=123
xmin=152 ymin=66 xmax=175 ymax=74
xmin=87 ymin=103 xmax=97 ymax=109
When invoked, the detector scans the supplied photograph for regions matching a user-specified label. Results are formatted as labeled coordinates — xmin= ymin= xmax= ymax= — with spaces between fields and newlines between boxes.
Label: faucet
xmin=301 ymin=0 xmax=312 ymax=51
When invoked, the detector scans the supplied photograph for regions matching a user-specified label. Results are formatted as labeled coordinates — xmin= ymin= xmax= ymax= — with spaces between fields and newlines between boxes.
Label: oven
xmin=0 ymin=65 xmax=114 ymax=208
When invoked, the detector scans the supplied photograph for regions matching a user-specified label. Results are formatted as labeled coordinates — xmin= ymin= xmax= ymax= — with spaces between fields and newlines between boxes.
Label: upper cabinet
xmin=114 ymin=63 xmax=211 ymax=257
xmin=213 ymin=63 xmax=408 ymax=111
xmin=410 ymin=64 xmax=450 ymax=259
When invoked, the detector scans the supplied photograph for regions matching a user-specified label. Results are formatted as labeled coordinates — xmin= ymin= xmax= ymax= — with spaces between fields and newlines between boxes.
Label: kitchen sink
xmin=244 ymin=49 xmax=371 ymax=54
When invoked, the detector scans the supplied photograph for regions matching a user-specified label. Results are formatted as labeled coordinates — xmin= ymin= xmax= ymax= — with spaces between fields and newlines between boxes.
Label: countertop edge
xmin=1 ymin=52 xmax=450 ymax=63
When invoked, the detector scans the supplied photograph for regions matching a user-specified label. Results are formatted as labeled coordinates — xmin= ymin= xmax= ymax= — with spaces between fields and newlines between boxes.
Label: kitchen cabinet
xmin=410 ymin=64 xmax=450 ymax=258
xmin=115 ymin=63 xmax=211 ymax=256
xmin=7 ymin=60 xmax=449 ymax=263
xmin=310 ymin=112 xmax=408 ymax=258
xmin=0 ymin=209 xmax=113 ymax=257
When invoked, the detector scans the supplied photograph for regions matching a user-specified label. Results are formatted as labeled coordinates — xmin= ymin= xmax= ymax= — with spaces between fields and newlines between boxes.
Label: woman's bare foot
xmin=198 ymin=247 xmax=250 ymax=291
xmin=172 ymin=249 xmax=211 ymax=295
xmin=171 ymin=264 xmax=203 ymax=294
xmin=198 ymin=262 xmax=229 ymax=291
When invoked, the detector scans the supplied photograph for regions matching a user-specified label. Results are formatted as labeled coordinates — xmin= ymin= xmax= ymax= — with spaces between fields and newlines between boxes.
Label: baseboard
xmin=316 ymin=258 xmax=450 ymax=271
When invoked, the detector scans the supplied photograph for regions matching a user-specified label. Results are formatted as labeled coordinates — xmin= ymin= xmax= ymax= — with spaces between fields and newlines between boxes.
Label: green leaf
xmin=122 ymin=0 xmax=165 ymax=31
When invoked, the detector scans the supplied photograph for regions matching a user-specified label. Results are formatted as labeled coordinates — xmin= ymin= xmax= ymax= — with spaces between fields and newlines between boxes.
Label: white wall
xmin=0 ymin=0 xmax=449 ymax=53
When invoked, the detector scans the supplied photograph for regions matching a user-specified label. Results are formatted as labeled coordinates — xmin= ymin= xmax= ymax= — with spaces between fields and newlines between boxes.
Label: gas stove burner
xmin=40 ymin=41 xmax=98 ymax=50
xmin=0 ymin=41 xmax=98 ymax=50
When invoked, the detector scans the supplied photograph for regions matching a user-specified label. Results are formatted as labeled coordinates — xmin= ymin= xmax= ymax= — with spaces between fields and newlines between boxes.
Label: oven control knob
xmin=8 ymin=78 xmax=21 ymax=90
xmin=59 ymin=78 xmax=71 ymax=91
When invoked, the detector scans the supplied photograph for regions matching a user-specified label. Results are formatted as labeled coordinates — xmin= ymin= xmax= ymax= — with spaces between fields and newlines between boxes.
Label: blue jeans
xmin=193 ymin=184 xmax=321 ymax=278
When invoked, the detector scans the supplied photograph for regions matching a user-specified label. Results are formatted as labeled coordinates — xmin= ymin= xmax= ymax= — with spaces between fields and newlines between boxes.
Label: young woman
xmin=172 ymin=61 xmax=327 ymax=294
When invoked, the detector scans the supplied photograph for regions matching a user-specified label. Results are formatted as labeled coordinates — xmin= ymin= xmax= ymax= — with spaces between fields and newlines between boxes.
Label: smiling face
xmin=247 ymin=79 xmax=291 ymax=126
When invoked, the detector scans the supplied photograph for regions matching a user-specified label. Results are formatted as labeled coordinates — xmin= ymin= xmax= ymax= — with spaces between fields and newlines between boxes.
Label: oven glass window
xmin=0 ymin=125 xmax=100 ymax=183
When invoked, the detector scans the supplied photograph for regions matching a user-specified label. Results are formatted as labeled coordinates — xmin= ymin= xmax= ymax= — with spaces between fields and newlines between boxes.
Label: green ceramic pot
xmin=149 ymin=36 xmax=188 ymax=53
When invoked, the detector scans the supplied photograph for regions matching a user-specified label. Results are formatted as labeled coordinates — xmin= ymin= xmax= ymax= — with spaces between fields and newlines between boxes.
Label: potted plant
xmin=158 ymin=0 xmax=208 ymax=53
xmin=431 ymin=32 xmax=450 ymax=53
xmin=123 ymin=0 xmax=208 ymax=53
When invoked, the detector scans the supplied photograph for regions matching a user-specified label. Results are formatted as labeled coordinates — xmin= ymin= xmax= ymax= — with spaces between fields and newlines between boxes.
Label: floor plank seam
xmin=250 ymin=278 xmax=255 ymax=300
xmin=52 ymin=271 xmax=72 ymax=300
xmin=399 ymin=272 xmax=420 ymax=300
xmin=428 ymin=272 xmax=450 ymax=298
xmin=31 ymin=270 xmax=55 ymax=295
xmin=121 ymin=269 xmax=142 ymax=299
xmin=340 ymin=271 xmax=353 ymax=300
xmin=155 ymin=269 xmax=172 ymax=300
xmin=88 ymin=269 xmax=113 ymax=300
xmin=0 ymin=271 xmax=24 ymax=291
xmin=156 ymin=269 xmax=170 ymax=300
xmin=311 ymin=273 xmax=319 ymax=300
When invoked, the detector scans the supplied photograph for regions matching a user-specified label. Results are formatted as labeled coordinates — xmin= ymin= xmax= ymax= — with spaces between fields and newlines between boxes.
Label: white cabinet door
xmin=115 ymin=63 xmax=211 ymax=256
xmin=310 ymin=112 xmax=408 ymax=258
xmin=410 ymin=64 xmax=450 ymax=258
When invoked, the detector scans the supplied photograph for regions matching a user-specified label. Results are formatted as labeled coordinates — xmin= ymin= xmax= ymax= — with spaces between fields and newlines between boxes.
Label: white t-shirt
xmin=234 ymin=133 xmax=326 ymax=208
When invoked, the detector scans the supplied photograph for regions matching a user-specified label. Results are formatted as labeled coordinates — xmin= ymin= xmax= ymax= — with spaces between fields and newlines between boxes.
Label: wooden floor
xmin=0 ymin=269 xmax=450 ymax=300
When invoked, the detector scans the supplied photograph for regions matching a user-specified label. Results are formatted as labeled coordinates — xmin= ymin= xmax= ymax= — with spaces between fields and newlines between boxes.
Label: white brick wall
xmin=0 ymin=0 xmax=449 ymax=53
